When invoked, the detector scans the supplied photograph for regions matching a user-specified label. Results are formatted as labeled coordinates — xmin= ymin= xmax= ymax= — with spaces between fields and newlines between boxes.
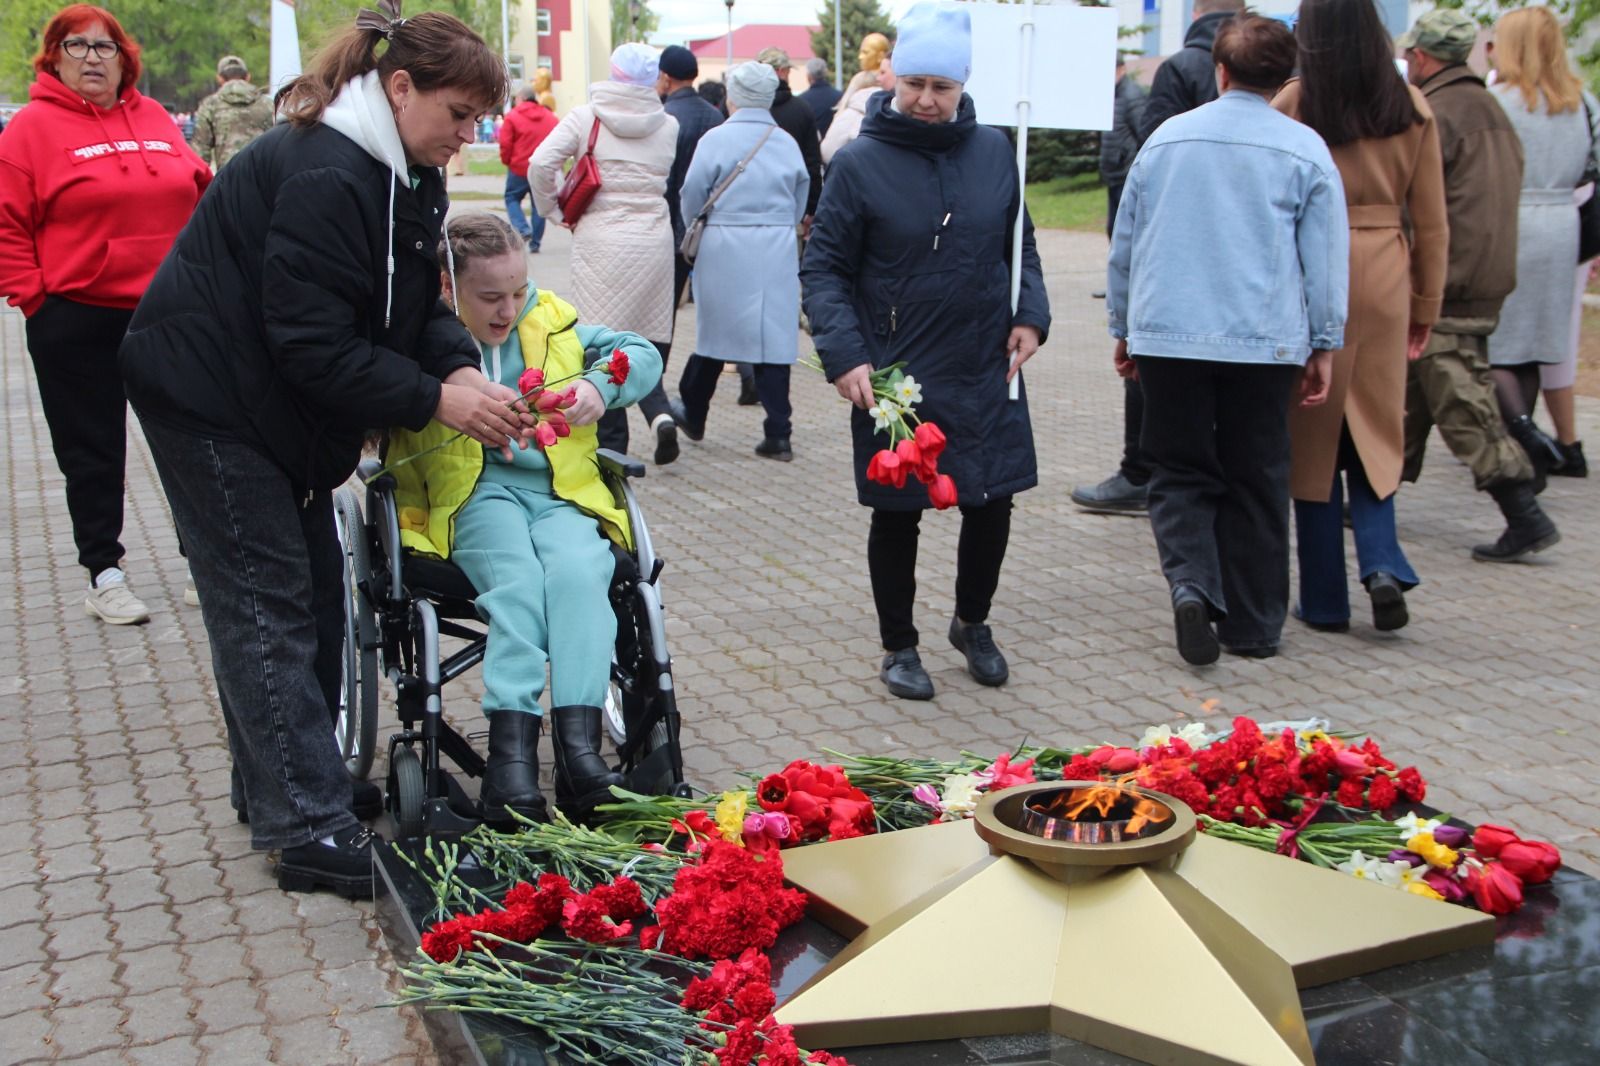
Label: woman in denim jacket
xmin=1108 ymin=14 xmax=1347 ymax=664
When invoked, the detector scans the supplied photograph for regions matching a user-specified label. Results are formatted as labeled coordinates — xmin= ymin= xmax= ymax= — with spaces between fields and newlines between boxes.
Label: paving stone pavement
xmin=4 ymin=202 xmax=1597 ymax=1064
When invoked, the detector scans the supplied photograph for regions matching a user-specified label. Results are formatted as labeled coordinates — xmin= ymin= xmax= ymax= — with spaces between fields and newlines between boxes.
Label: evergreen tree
xmin=811 ymin=0 xmax=894 ymax=83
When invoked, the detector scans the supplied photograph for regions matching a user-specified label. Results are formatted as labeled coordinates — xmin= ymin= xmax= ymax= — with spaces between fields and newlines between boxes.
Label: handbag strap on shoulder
xmin=585 ymin=115 xmax=601 ymax=155
xmin=693 ymin=124 xmax=777 ymax=224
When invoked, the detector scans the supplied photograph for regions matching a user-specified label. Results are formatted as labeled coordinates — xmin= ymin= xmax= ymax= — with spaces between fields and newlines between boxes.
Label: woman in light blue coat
xmin=673 ymin=61 xmax=810 ymax=461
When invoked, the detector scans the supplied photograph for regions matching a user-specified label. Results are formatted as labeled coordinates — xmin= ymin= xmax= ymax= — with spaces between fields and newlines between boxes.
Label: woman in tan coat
xmin=1275 ymin=0 xmax=1447 ymax=634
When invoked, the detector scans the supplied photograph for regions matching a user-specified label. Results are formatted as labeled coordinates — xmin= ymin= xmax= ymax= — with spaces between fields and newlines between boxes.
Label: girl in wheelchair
xmin=386 ymin=212 xmax=662 ymax=828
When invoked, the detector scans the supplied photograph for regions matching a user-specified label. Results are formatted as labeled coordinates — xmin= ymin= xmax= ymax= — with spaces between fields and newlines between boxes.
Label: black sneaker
xmin=880 ymin=648 xmax=934 ymax=700
xmin=1172 ymin=588 xmax=1219 ymax=666
xmin=948 ymin=618 xmax=1008 ymax=686
xmin=1069 ymin=472 xmax=1148 ymax=515
xmin=755 ymin=437 xmax=793 ymax=462
xmin=277 ymin=824 xmax=376 ymax=898
xmin=1365 ymin=572 xmax=1409 ymax=632
xmin=652 ymin=415 xmax=680 ymax=466
xmin=669 ymin=400 xmax=705 ymax=442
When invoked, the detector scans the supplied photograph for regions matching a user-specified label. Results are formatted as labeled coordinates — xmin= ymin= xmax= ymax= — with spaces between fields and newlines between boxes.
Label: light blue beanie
xmin=891 ymin=2 xmax=972 ymax=83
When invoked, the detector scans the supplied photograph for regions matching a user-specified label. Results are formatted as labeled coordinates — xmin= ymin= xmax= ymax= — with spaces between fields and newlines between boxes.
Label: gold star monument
xmin=776 ymin=782 xmax=1494 ymax=1066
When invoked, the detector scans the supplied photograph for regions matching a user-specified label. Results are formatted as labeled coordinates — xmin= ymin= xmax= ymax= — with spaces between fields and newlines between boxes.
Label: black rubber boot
xmin=1473 ymin=481 xmax=1561 ymax=562
xmin=479 ymin=711 xmax=548 ymax=829
xmin=551 ymin=706 xmax=624 ymax=815
xmin=1507 ymin=415 xmax=1565 ymax=493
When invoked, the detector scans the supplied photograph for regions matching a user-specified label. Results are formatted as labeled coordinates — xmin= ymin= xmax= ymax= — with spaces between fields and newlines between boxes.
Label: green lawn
xmin=1024 ymin=173 xmax=1107 ymax=233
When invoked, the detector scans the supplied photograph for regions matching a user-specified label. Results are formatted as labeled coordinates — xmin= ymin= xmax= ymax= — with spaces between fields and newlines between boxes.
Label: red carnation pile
xmin=419 ymin=873 xmax=648 ymax=960
xmin=643 ymin=840 xmax=808 ymax=960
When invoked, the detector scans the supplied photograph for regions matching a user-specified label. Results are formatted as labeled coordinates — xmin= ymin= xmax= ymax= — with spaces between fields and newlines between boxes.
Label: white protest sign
xmin=963 ymin=2 xmax=1119 ymax=132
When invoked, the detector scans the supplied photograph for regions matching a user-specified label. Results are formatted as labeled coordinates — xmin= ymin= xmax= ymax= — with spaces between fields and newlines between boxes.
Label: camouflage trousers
xmin=1402 ymin=318 xmax=1533 ymax=491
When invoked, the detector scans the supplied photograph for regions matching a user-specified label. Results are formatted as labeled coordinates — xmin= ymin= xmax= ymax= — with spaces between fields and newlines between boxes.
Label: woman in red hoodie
xmin=0 ymin=5 xmax=210 ymax=625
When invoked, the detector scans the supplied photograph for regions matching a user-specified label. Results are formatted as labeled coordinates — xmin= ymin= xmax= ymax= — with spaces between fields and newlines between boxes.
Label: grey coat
xmin=681 ymin=109 xmax=809 ymax=363
xmin=1488 ymin=85 xmax=1599 ymax=365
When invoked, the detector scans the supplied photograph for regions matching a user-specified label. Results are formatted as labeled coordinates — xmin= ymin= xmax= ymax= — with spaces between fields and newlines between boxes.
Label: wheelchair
xmin=331 ymin=450 xmax=690 ymax=838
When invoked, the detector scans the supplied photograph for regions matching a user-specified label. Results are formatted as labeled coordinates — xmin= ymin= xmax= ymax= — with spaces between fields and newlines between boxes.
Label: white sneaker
xmin=85 ymin=568 xmax=151 ymax=625
xmin=183 ymin=574 xmax=200 ymax=607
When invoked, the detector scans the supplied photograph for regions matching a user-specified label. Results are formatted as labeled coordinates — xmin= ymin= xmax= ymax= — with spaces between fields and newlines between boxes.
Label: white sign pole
xmin=1006 ymin=0 xmax=1035 ymax=402
xmin=269 ymin=0 xmax=303 ymax=97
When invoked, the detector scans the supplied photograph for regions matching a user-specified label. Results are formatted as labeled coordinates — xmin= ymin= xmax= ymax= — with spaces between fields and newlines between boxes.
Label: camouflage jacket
xmin=191 ymin=80 xmax=273 ymax=169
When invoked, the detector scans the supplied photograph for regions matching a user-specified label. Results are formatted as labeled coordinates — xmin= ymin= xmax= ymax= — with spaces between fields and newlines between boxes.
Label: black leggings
xmin=867 ymin=496 xmax=1013 ymax=652
xmin=1490 ymin=361 xmax=1541 ymax=423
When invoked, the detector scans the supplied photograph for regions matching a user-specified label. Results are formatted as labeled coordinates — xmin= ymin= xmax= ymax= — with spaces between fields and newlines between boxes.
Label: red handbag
xmin=556 ymin=116 xmax=602 ymax=225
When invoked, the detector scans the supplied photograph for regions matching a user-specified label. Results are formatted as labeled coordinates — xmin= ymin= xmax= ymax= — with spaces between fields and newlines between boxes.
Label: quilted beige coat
xmin=530 ymin=82 xmax=678 ymax=344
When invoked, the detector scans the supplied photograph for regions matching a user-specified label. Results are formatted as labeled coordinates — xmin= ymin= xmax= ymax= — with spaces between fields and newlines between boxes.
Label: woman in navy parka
xmin=801 ymin=3 xmax=1050 ymax=702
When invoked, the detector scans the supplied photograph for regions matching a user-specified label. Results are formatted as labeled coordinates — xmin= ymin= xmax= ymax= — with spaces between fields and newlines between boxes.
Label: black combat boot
xmin=1506 ymin=415 xmax=1565 ymax=493
xmin=550 ymin=706 xmax=624 ymax=816
xmin=1473 ymin=481 xmax=1561 ymax=562
xmin=479 ymin=711 xmax=548 ymax=829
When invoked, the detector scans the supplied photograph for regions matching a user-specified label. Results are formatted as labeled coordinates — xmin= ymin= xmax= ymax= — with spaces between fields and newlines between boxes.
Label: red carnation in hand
xmin=866 ymin=448 xmax=906 ymax=488
xmin=607 ymin=349 xmax=630 ymax=385
xmin=517 ymin=367 xmax=545 ymax=395
xmin=927 ymin=472 xmax=958 ymax=509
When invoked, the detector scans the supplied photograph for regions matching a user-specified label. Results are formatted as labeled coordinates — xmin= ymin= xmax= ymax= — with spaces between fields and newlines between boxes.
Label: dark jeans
xmin=1295 ymin=427 xmax=1420 ymax=625
xmin=139 ymin=418 xmax=356 ymax=850
xmin=1137 ymin=356 xmax=1299 ymax=650
xmin=26 ymin=297 xmax=134 ymax=576
xmin=504 ymin=171 xmax=545 ymax=249
xmin=678 ymin=355 xmax=791 ymax=440
xmin=867 ymin=497 xmax=1013 ymax=652
xmin=1120 ymin=377 xmax=1150 ymax=486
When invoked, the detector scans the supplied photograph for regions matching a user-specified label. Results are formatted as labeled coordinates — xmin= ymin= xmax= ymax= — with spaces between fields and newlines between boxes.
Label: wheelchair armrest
xmin=596 ymin=449 xmax=646 ymax=480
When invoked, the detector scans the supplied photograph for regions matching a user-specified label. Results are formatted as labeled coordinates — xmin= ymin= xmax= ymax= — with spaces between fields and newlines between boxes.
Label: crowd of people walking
xmin=0 ymin=0 xmax=1592 ymax=895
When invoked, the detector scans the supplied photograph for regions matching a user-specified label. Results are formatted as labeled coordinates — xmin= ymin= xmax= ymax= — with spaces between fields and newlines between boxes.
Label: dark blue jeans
xmin=504 ymin=172 xmax=545 ymax=249
xmin=1295 ymin=428 xmax=1419 ymax=625
xmin=139 ymin=418 xmax=356 ymax=850
xmin=1137 ymin=355 xmax=1299 ymax=650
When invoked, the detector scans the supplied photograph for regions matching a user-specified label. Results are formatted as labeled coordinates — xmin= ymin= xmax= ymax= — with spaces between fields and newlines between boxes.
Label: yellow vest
xmin=388 ymin=291 xmax=633 ymax=559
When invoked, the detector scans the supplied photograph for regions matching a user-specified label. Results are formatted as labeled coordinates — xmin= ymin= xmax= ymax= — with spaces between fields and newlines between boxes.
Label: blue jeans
xmin=138 ymin=418 xmax=356 ymax=850
xmin=504 ymin=172 xmax=545 ymax=249
xmin=1295 ymin=429 xmax=1420 ymax=625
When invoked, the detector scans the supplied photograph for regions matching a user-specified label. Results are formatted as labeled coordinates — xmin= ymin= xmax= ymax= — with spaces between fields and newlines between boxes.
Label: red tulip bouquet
xmin=806 ymin=356 xmax=958 ymax=508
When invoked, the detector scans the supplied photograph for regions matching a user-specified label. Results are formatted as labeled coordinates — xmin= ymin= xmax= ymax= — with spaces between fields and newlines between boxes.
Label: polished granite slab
xmin=374 ymin=840 xmax=1600 ymax=1066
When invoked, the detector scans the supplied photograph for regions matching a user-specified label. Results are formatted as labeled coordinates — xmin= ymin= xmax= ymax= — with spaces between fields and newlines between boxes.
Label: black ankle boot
xmin=1364 ymin=572 xmax=1409 ymax=631
xmin=1172 ymin=586 xmax=1219 ymax=666
xmin=479 ymin=712 xmax=548 ymax=829
xmin=1507 ymin=415 xmax=1565 ymax=492
xmin=1474 ymin=481 xmax=1561 ymax=562
xmin=1554 ymin=440 xmax=1587 ymax=478
xmin=550 ymin=706 xmax=624 ymax=814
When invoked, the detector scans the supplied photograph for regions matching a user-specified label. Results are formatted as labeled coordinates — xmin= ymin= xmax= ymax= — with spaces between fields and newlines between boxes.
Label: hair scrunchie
xmin=355 ymin=0 xmax=407 ymax=40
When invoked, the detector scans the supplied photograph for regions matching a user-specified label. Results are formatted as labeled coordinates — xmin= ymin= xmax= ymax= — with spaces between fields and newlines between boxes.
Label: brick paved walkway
xmin=4 ymin=203 xmax=1596 ymax=1063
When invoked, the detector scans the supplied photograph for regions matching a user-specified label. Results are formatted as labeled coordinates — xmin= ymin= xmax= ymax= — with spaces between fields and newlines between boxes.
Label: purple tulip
xmin=1387 ymin=849 xmax=1426 ymax=867
xmin=1431 ymin=824 xmax=1468 ymax=848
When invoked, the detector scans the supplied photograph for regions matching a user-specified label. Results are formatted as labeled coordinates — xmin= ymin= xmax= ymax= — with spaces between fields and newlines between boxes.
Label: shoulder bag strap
xmin=584 ymin=115 xmax=601 ymax=159
xmin=691 ymin=125 xmax=777 ymax=224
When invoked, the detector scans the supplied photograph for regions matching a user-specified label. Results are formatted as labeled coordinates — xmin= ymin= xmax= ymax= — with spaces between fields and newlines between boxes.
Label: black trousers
xmin=867 ymin=496 xmax=1013 ymax=652
xmin=1136 ymin=356 xmax=1299 ymax=650
xmin=678 ymin=354 xmax=791 ymax=440
xmin=1119 ymin=377 xmax=1150 ymax=486
xmin=597 ymin=340 xmax=673 ymax=455
xmin=26 ymin=298 xmax=135 ymax=576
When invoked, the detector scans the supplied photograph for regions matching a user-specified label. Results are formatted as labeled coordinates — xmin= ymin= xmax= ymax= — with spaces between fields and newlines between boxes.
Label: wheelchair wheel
xmin=333 ymin=488 xmax=380 ymax=780
xmin=391 ymin=744 xmax=426 ymax=838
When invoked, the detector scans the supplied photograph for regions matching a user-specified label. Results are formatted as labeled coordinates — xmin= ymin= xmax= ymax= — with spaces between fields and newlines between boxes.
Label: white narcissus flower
xmin=895 ymin=375 xmax=923 ymax=406
xmin=1176 ymin=722 xmax=1209 ymax=745
xmin=869 ymin=402 xmax=901 ymax=432
xmin=1337 ymin=850 xmax=1383 ymax=882
xmin=1136 ymin=724 xmax=1176 ymax=749
xmin=1394 ymin=812 xmax=1442 ymax=842
xmin=1372 ymin=861 xmax=1411 ymax=888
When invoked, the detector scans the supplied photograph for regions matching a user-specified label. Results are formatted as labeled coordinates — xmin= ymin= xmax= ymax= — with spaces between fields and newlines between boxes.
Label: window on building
xmin=507 ymin=54 xmax=525 ymax=80
xmin=537 ymin=9 xmax=552 ymax=35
